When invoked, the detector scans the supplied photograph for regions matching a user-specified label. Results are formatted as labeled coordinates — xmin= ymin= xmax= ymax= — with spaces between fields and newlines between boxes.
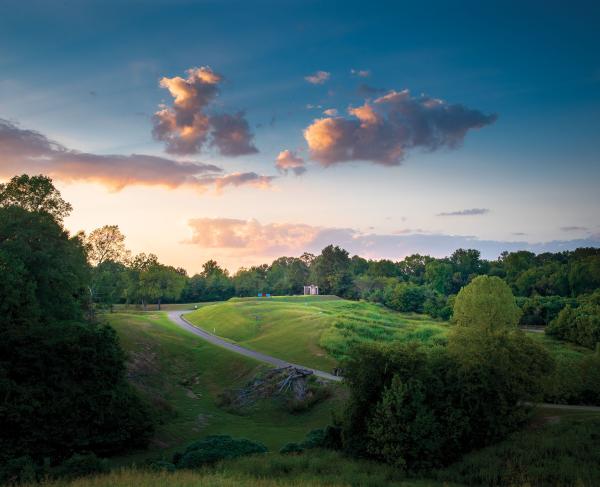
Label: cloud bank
xmin=437 ymin=208 xmax=490 ymax=216
xmin=152 ymin=66 xmax=257 ymax=156
xmin=0 ymin=118 xmax=271 ymax=192
xmin=275 ymin=150 xmax=306 ymax=175
xmin=185 ymin=217 xmax=600 ymax=267
xmin=304 ymin=89 xmax=496 ymax=166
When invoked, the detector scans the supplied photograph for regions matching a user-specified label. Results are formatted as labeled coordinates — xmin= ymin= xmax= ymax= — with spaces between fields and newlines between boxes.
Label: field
xmin=92 ymin=300 xmax=600 ymax=487
xmin=184 ymin=296 xmax=449 ymax=371
xmin=106 ymin=311 xmax=345 ymax=463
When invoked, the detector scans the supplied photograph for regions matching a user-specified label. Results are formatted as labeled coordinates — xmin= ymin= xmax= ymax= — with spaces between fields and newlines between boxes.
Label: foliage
xmin=341 ymin=277 xmax=553 ymax=472
xmin=436 ymin=416 xmax=600 ymax=487
xmin=547 ymin=302 xmax=600 ymax=349
xmin=0 ymin=206 xmax=89 ymax=325
xmin=0 ymin=177 xmax=153 ymax=466
xmin=174 ymin=435 xmax=268 ymax=469
xmin=309 ymin=245 xmax=354 ymax=297
xmin=0 ymin=173 xmax=72 ymax=221
xmin=85 ymin=225 xmax=130 ymax=266
xmin=452 ymin=275 xmax=521 ymax=330
xmin=55 ymin=454 xmax=110 ymax=479
xmin=0 ymin=320 xmax=155 ymax=462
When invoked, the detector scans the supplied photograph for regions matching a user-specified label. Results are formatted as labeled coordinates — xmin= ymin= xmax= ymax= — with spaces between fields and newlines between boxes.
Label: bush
xmin=547 ymin=303 xmax=600 ymax=349
xmin=436 ymin=417 xmax=600 ymax=486
xmin=56 ymin=453 xmax=109 ymax=479
xmin=279 ymin=442 xmax=304 ymax=455
xmin=0 ymin=456 xmax=38 ymax=484
xmin=517 ymin=295 xmax=576 ymax=327
xmin=174 ymin=435 xmax=267 ymax=469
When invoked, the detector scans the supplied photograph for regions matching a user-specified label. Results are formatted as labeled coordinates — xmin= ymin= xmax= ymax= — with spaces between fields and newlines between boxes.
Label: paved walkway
xmin=166 ymin=311 xmax=342 ymax=382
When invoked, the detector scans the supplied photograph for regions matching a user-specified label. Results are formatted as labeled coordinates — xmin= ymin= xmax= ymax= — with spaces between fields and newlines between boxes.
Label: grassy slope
xmin=107 ymin=311 xmax=344 ymax=463
xmin=184 ymin=296 xmax=448 ymax=371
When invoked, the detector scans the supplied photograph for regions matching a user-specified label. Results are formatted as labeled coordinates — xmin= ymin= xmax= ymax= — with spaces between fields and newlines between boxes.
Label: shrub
xmin=174 ymin=435 xmax=267 ymax=469
xmin=56 ymin=453 xmax=109 ymax=479
xmin=547 ymin=303 xmax=600 ymax=349
xmin=279 ymin=443 xmax=304 ymax=455
xmin=148 ymin=460 xmax=176 ymax=472
xmin=0 ymin=456 xmax=38 ymax=485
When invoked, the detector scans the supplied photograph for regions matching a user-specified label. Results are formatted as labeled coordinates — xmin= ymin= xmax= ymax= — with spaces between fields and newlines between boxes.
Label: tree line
xmin=88 ymin=215 xmax=600 ymax=348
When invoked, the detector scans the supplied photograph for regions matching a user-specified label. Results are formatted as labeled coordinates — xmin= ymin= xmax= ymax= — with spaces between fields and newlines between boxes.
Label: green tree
xmin=310 ymin=245 xmax=353 ymax=297
xmin=141 ymin=263 xmax=187 ymax=309
xmin=85 ymin=225 xmax=130 ymax=266
xmin=452 ymin=275 xmax=521 ymax=331
xmin=424 ymin=260 xmax=454 ymax=294
xmin=0 ymin=174 xmax=72 ymax=221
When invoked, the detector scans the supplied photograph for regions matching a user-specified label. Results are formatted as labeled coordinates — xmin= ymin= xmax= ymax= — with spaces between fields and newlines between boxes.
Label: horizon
xmin=1 ymin=0 xmax=599 ymax=273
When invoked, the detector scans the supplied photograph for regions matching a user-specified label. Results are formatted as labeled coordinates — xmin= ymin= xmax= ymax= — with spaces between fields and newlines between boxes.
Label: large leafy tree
xmin=85 ymin=225 xmax=130 ymax=266
xmin=310 ymin=245 xmax=353 ymax=297
xmin=0 ymin=178 xmax=153 ymax=463
xmin=0 ymin=174 xmax=72 ymax=221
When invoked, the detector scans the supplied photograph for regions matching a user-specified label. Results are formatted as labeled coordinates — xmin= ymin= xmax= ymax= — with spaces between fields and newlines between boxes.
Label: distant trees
xmin=310 ymin=245 xmax=354 ymax=297
xmin=546 ymin=293 xmax=600 ymax=349
xmin=85 ymin=225 xmax=130 ymax=266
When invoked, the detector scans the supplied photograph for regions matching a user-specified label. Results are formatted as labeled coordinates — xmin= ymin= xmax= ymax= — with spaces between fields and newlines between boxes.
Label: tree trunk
xmin=157 ymin=297 xmax=161 ymax=311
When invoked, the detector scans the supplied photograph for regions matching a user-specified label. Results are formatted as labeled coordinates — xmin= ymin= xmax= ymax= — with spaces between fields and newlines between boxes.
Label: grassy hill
xmin=107 ymin=311 xmax=344 ymax=463
xmin=184 ymin=296 xmax=449 ymax=371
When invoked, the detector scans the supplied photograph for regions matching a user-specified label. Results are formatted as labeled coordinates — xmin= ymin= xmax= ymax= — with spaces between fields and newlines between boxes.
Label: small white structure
xmin=303 ymin=284 xmax=319 ymax=295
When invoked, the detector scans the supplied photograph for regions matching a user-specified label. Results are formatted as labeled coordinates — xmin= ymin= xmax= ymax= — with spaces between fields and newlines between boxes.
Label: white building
xmin=303 ymin=284 xmax=319 ymax=295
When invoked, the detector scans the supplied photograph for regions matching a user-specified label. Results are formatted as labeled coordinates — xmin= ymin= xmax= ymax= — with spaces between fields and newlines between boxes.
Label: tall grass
xmin=436 ymin=416 xmax=600 ymax=486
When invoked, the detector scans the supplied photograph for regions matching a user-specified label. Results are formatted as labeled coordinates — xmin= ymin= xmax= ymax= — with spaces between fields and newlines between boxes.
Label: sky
xmin=1 ymin=0 xmax=599 ymax=273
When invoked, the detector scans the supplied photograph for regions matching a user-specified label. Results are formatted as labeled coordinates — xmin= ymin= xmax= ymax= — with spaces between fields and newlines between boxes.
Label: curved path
xmin=167 ymin=311 xmax=342 ymax=382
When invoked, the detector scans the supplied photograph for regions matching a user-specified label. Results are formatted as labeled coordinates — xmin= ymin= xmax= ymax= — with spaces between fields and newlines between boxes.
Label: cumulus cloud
xmin=185 ymin=217 xmax=600 ymax=268
xmin=303 ymin=88 xmax=496 ymax=166
xmin=152 ymin=66 xmax=257 ymax=156
xmin=351 ymin=69 xmax=370 ymax=78
xmin=0 ymin=118 xmax=272 ymax=193
xmin=305 ymin=70 xmax=330 ymax=85
xmin=275 ymin=149 xmax=306 ymax=175
xmin=437 ymin=208 xmax=490 ymax=217
xmin=210 ymin=112 xmax=258 ymax=156
xmin=323 ymin=108 xmax=338 ymax=116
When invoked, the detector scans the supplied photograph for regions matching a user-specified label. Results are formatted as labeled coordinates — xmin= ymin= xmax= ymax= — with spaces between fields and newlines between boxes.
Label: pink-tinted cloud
xmin=185 ymin=217 xmax=600 ymax=269
xmin=351 ymin=69 xmax=371 ymax=78
xmin=323 ymin=108 xmax=338 ymax=116
xmin=275 ymin=149 xmax=306 ymax=175
xmin=304 ymin=70 xmax=330 ymax=85
xmin=186 ymin=217 xmax=321 ymax=254
xmin=303 ymin=88 xmax=496 ymax=166
xmin=0 ymin=118 xmax=271 ymax=193
xmin=152 ymin=66 xmax=257 ymax=156
xmin=205 ymin=172 xmax=275 ymax=193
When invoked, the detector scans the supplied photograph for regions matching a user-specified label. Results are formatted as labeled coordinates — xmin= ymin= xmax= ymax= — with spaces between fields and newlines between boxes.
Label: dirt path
xmin=166 ymin=311 xmax=342 ymax=382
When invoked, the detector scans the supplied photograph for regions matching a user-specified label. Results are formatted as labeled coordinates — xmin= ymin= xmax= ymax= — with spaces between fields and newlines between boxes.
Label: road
xmin=166 ymin=311 xmax=342 ymax=382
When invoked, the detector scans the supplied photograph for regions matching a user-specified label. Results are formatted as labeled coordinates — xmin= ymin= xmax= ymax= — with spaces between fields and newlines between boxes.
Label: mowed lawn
xmin=184 ymin=296 xmax=449 ymax=371
xmin=106 ymin=311 xmax=344 ymax=463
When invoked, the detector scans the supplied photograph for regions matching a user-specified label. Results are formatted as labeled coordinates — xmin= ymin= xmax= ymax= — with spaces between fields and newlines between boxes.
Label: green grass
xmin=106 ymin=311 xmax=344 ymax=464
xmin=24 ymin=450 xmax=456 ymax=487
xmin=184 ymin=296 xmax=448 ymax=370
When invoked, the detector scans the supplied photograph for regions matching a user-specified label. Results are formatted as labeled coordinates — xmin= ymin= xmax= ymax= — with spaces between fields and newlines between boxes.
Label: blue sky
xmin=1 ymin=0 xmax=599 ymax=271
